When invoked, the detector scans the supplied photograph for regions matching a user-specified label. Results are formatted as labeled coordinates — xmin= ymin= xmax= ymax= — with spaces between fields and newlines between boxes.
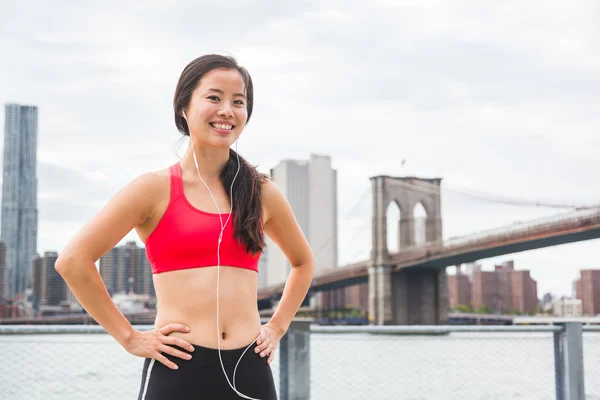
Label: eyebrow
xmin=207 ymin=88 xmax=247 ymax=99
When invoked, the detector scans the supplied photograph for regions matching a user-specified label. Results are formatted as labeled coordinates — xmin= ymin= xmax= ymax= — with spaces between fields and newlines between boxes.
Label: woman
xmin=56 ymin=54 xmax=315 ymax=400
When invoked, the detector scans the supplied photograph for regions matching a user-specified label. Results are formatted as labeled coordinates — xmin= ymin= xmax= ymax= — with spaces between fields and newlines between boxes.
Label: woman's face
xmin=183 ymin=68 xmax=248 ymax=149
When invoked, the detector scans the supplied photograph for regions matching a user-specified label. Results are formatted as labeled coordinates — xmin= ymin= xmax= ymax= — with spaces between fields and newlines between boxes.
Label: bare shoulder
xmin=144 ymin=165 xmax=171 ymax=181
xmin=140 ymin=167 xmax=170 ymax=191
xmin=129 ymin=167 xmax=168 ymax=200
xmin=134 ymin=167 xmax=171 ymax=222
xmin=260 ymin=177 xmax=280 ymax=198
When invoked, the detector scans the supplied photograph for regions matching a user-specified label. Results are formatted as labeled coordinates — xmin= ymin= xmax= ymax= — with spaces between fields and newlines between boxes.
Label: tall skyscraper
xmin=265 ymin=154 xmax=337 ymax=287
xmin=1 ymin=103 xmax=38 ymax=298
xmin=0 ymin=241 xmax=5 ymax=299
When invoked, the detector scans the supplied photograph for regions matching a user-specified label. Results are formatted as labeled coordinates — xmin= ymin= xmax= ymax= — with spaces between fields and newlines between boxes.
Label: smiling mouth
xmin=209 ymin=122 xmax=235 ymax=131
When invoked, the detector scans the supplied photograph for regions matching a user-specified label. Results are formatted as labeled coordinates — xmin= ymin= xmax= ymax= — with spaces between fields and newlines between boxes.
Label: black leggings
xmin=137 ymin=341 xmax=278 ymax=399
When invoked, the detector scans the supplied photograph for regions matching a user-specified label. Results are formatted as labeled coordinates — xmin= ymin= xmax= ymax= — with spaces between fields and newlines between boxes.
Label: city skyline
xmin=1 ymin=2 xmax=599 ymax=298
xmin=0 ymin=109 xmax=597 ymax=300
xmin=0 ymin=104 xmax=592 ymax=305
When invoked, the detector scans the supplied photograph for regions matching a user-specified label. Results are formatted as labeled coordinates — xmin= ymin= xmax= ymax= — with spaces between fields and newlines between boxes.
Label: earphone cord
xmin=192 ymin=141 xmax=263 ymax=400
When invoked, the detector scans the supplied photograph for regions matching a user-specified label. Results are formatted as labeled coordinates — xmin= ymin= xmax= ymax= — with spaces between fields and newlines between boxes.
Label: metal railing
xmin=0 ymin=322 xmax=597 ymax=400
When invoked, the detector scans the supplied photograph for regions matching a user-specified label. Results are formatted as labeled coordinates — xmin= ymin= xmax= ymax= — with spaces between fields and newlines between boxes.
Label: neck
xmin=180 ymin=142 xmax=230 ymax=182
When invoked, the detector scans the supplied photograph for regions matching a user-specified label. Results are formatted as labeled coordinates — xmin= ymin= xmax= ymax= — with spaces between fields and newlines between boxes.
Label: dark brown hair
xmin=173 ymin=54 xmax=268 ymax=254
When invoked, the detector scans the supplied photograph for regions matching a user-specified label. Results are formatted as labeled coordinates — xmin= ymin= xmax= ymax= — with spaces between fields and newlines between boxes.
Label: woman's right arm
xmin=55 ymin=172 xmax=193 ymax=369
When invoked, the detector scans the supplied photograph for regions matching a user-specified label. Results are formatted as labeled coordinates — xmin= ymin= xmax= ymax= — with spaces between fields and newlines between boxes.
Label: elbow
xmin=290 ymin=253 xmax=315 ymax=277
xmin=55 ymin=254 xmax=76 ymax=277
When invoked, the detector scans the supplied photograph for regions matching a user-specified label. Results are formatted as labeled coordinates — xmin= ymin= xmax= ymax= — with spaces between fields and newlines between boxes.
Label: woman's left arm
xmin=254 ymin=179 xmax=315 ymax=364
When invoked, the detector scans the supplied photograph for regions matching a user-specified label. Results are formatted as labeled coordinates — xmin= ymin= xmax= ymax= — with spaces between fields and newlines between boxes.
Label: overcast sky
xmin=1 ymin=1 xmax=599 ymax=298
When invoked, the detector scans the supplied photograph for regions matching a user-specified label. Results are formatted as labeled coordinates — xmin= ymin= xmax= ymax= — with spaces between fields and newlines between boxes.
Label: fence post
xmin=562 ymin=322 xmax=585 ymax=400
xmin=279 ymin=319 xmax=311 ymax=400
xmin=554 ymin=329 xmax=564 ymax=400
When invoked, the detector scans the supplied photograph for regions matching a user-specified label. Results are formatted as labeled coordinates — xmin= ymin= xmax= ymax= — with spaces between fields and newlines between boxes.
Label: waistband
xmin=165 ymin=339 xmax=262 ymax=367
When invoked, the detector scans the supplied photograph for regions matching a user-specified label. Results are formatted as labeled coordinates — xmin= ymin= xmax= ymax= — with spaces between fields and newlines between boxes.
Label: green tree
xmin=454 ymin=304 xmax=473 ymax=313
xmin=476 ymin=305 xmax=493 ymax=314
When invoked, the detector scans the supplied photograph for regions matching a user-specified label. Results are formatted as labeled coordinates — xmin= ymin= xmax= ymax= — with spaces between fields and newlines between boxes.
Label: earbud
xmin=181 ymin=110 xmax=187 ymax=120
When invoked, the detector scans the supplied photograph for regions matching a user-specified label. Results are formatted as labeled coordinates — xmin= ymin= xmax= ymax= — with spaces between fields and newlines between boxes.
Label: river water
xmin=1 ymin=331 xmax=599 ymax=399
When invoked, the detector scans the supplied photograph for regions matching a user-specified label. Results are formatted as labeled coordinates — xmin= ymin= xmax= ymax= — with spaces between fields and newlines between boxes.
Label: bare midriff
xmin=152 ymin=265 xmax=262 ymax=349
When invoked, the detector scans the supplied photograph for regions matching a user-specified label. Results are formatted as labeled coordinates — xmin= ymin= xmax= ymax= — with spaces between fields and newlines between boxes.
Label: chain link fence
xmin=1 ymin=324 xmax=598 ymax=399
xmin=310 ymin=328 xmax=559 ymax=400
xmin=584 ymin=327 xmax=600 ymax=400
xmin=0 ymin=327 xmax=280 ymax=400
xmin=1 ymin=333 xmax=143 ymax=399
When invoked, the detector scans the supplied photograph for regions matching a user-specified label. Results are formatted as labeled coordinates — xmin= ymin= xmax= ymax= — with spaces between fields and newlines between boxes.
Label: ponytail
xmin=220 ymin=148 xmax=268 ymax=254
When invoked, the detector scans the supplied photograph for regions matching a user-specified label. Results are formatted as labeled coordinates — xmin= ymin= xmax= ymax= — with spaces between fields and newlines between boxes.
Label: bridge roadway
xmin=258 ymin=208 xmax=600 ymax=301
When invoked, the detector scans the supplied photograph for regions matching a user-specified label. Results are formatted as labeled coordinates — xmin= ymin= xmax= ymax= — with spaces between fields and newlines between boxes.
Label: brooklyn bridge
xmin=257 ymin=175 xmax=600 ymax=325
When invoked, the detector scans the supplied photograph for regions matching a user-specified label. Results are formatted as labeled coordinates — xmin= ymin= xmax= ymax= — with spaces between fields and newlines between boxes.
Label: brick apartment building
xmin=453 ymin=261 xmax=538 ymax=314
xmin=448 ymin=269 xmax=471 ymax=309
xmin=575 ymin=270 xmax=600 ymax=316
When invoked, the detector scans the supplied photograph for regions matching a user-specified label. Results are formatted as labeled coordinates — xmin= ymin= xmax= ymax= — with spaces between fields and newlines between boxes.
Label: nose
xmin=218 ymin=103 xmax=234 ymax=118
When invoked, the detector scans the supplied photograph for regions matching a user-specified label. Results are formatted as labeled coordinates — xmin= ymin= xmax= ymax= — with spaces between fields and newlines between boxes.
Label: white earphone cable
xmin=187 ymin=112 xmax=263 ymax=400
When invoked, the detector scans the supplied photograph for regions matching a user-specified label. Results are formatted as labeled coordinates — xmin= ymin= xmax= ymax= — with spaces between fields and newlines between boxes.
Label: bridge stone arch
xmin=369 ymin=175 xmax=446 ymax=325
xmin=384 ymin=199 xmax=402 ymax=254
xmin=371 ymin=176 xmax=443 ymax=265
xmin=412 ymin=201 xmax=428 ymax=245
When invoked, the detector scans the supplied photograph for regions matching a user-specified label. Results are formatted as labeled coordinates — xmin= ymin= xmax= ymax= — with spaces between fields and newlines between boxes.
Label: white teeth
xmin=211 ymin=123 xmax=233 ymax=130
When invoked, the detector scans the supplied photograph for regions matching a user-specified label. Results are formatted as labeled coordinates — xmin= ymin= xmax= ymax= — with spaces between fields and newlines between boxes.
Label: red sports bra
xmin=145 ymin=162 xmax=261 ymax=274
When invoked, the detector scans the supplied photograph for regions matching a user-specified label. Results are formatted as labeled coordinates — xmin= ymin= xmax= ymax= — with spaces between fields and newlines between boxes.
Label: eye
xmin=234 ymin=100 xmax=245 ymax=105
xmin=207 ymin=95 xmax=220 ymax=101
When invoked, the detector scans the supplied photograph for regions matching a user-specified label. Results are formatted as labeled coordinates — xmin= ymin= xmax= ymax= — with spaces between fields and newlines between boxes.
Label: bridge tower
xmin=369 ymin=176 xmax=448 ymax=325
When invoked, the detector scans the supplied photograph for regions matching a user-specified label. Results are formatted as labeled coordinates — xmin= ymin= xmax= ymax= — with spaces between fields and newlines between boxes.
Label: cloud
xmin=38 ymin=161 xmax=119 ymax=200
